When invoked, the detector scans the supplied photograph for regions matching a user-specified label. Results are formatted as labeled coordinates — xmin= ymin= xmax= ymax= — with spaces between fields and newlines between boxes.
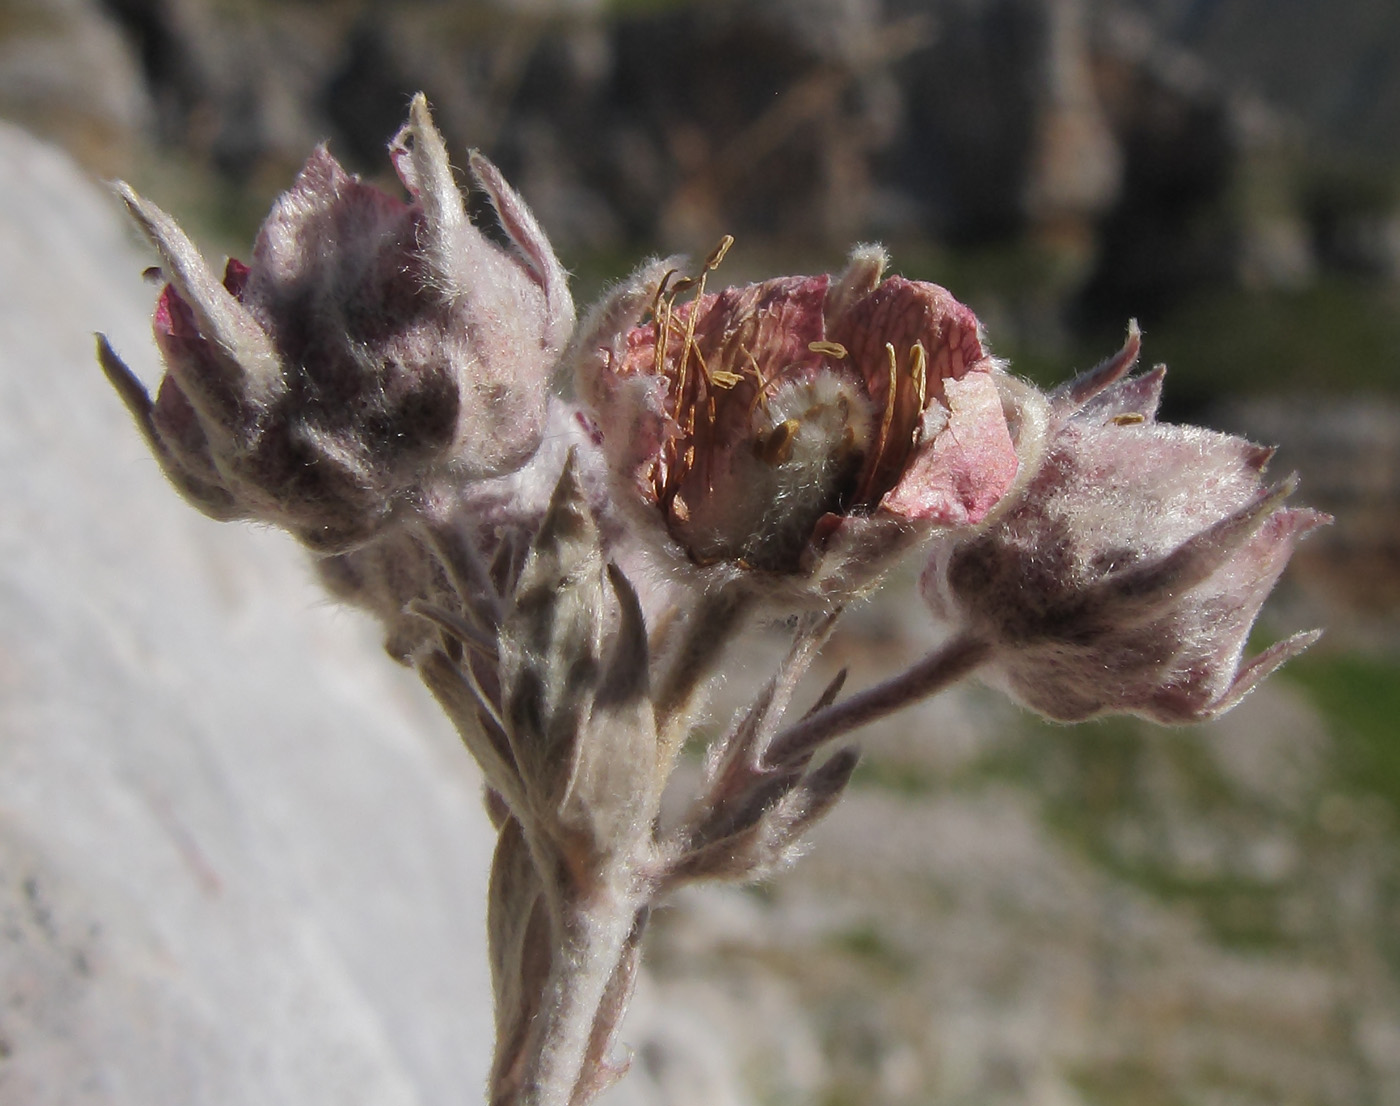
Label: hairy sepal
xmin=499 ymin=454 xmax=661 ymax=868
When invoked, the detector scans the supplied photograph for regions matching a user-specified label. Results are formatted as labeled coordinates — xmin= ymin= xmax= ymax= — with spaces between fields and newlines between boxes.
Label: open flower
xmin=572 ymin=244 xmax=1023 ymax=594
xmin=99 ymin=94 xmax=573 ymax=552
xmin=920 ymin=325 xmax=1329 ymax=723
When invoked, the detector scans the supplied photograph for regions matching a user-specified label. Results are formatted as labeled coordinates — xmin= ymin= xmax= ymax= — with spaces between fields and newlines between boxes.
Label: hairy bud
xmin=98 ymin=94 xmax=572 ymax=552
xmin=498 ymin=455 xmax=662 ymax=867
xmin=921 ymin=325 xmax=1329 ymax=723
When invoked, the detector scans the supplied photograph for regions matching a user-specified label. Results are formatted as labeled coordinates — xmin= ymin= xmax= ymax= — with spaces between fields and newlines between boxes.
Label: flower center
xmin=629 ymin=247 xmax=886 ymax=570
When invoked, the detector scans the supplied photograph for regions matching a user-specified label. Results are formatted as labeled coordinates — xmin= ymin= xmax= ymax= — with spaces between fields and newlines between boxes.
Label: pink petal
xmin=882 ymin=369 xmax=1018 ymax=525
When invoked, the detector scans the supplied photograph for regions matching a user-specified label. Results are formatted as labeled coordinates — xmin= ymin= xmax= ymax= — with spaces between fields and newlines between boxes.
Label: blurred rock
xmin=1119 ymin=0 xmax=1400 ymax=160
xmin=0 ymin=0 xmax=151 ymax=174
xmin=1218 ymin=394 xmax=1400 ymax=634
xmin=16 ymin=0 xmax=1394 ymax=313
xmin=1075 ymin=8 xmax=1239 ymax=323
xmin=0 ymin=121 xmax=496 ymax=1105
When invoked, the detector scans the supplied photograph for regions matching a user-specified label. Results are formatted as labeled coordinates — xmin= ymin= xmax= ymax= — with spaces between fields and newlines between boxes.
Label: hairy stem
xmin=654 ymin=584 xmax=750 ymax=757
xmin=508 ymin=869 xmax=645 ymax=1106
xmin=764 ymin=633 xmax=991 ymax=768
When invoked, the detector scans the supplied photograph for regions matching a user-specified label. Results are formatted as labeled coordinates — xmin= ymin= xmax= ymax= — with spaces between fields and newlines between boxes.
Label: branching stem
xmin=765 ymin=633 xmax=991 ymax=767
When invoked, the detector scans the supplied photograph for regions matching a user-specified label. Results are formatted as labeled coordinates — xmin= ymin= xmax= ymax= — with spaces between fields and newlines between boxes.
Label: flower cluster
xmin=98 ymin=97 xmax=1325 ymax=1106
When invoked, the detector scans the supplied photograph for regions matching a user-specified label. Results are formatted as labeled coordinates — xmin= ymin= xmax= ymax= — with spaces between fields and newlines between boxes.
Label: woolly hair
xmin=677 ymin=372 xmax=878 ymax=571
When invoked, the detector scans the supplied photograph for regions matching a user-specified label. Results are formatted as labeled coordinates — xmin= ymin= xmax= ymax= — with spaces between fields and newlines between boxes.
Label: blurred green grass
xmin=1285 ymin=651 xmax=1400 ymax=818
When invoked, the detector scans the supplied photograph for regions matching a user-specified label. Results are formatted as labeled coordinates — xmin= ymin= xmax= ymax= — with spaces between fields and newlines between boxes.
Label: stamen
xmin=704 ymin=234 xmax=735 ymax=271
xmin=655 ymin=290 xmax=675 ymax=382
xmin=873 ymin=342 xmax=899 ymax=468
xmin=677 ymin=269 xmax=712 ymax=433
xmin=743 ymin=345 xmax=775 ymax=417
xmin=758 ymin=419 xmax=800 ymax=465
xmin=674 ymin=445 xmax=697 ymax=492
xmin=808 ymin=340 xmax=848 ymax=360
xmin=910 ymin=341 xmax=927 ymax=412
xmin=1113 ymin=412 xmax=1146 ymax=426
xmin=647 ymin=268 xmax=677 ymax=323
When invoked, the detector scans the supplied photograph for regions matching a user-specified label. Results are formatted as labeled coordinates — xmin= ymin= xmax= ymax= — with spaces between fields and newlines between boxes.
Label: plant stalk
xmin=510 ymin=870 xmax=644 ymax=1106
xmin=765 ymin=633 xmax=991 ymax=767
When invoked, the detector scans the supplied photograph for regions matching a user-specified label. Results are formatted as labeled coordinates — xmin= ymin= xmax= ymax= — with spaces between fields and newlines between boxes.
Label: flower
xmin=98 ymin=94 xmax=572 ymax=552
xmin=572 ymin=244 xmax=1023 ymax=592
xmin=920 ymin=325 xmax=1329 ymax=723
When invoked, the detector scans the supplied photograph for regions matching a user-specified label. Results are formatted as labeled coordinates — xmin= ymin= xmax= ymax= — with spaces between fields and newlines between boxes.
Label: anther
xmin=876 ymin=342 xmax=899 ymax=448
xmin=704 ymin=234 xmax=735 ymax=271
xmin=910 ymin=341 xmax=927 ymax=411
xmin=759 ymin=419 xmax=800 ymax=465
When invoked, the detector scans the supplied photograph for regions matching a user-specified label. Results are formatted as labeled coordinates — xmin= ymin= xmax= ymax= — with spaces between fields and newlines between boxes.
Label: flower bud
xmin=920 ymin=326 xmax=1329 ymax=723
xmin=496 ymin=455 xmax=663 ymax=865
xmin=572 ymin=244 xmax=1023 ymax=599
xmin=99 ymin=94 xmax=572 ymax=552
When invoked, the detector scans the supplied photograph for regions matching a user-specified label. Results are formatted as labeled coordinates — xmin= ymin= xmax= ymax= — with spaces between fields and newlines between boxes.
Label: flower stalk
xmin=765 ymin=632 xmax=993 ymax=767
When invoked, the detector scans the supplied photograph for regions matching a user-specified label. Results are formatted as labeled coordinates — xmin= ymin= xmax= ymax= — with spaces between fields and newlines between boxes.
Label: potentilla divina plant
xmin=97 ymin=97 xmax=1328 ymax=1106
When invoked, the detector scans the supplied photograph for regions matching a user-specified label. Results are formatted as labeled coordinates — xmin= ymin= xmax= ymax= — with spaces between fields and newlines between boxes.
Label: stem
xmin=513 ymin=872 xmax=644 ymax=1106
xmin=698 ymin=609 xmax=841 ymax=818
xmin=764 ymin=633 xmax=991 ymax=768
xmin=654 ymin=585 xmax=750 ymax=758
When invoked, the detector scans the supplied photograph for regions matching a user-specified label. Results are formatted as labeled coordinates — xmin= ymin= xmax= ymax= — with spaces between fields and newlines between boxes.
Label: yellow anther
xmin=910 ymin=341 xmax=927 ymax=411
xmin=710 ymin=369 xmax=744 ymax=389
xmin=758 ymin=419 xmax=800 ymax=465
xmin=704 ymin=234 xmax=735 ymax=271
xmin=808 ymin=340 xmax=849 ymax=359
xmin=1113 ymin=412 xmax=1146 ymax=425
xmin=875 ymin=342 xmax=899 ymax=455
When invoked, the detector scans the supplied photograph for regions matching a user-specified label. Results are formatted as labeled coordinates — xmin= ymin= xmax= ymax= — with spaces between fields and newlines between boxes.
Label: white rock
xmin=0 ymin=121 xmax=495 ymax=1106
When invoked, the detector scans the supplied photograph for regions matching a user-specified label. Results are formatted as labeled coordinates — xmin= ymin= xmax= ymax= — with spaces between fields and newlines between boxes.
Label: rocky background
xmin=2 ymin=1 xmax=1399 ymax=1104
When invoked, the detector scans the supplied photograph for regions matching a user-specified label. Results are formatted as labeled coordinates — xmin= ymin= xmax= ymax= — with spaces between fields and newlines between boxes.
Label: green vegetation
xmin=824 ymin=924 xmax=910 ymax=975
xmin=1285 ymin=650 xmax=1400 ymax=817
xmin=978 ymin=714 xmax=1299 ymax=950
xmin=1143 ymin=280 xmax=1400 ymax=408
xmin=849 ymin=755 xmax=940 ymax=797
xmin=1071 ymin=1060 xmax=1193 ymax=1106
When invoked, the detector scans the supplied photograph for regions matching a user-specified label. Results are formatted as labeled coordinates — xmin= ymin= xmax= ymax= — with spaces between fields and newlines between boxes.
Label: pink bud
xmin=921 ymin=326 xmax=1329 ymax=723
xmin=101 ymin=95 xmax=572 ymax=553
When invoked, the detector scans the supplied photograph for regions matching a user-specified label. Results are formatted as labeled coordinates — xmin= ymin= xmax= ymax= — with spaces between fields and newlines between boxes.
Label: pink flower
xmin=99 ymin=95 xmax=572 ymax=552
xmin=920 ymin=325 xmax=1329 ymax=723
xmin=573 ymin=245 xmax=1022 ymax=591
